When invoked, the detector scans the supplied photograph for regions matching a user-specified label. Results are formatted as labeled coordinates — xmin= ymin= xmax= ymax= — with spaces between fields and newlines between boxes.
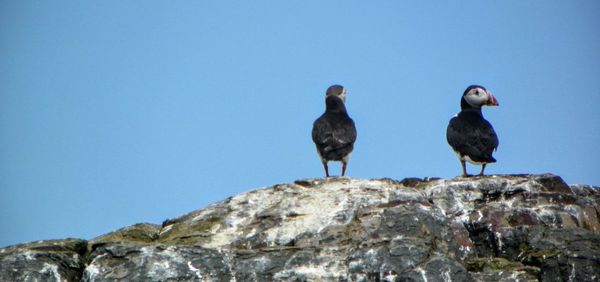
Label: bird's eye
xmin=474 ymin=91 xmax=479 ymax=95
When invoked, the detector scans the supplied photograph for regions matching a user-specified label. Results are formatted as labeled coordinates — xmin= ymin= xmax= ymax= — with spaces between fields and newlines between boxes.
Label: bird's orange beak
xmin=487 ymin=94 xmax=499 ymax=106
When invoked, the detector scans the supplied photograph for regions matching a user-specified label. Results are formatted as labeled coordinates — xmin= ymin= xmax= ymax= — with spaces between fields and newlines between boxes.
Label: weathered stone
xmin=466 ymin=257 xmax=540 ymax=281
xmin=82 ymin=243 xmax=232 ymax=281
xmin=1 ymin=174 xmax=599 ymax=281
xmin=0 ymin=239 xmax=87 ymax=282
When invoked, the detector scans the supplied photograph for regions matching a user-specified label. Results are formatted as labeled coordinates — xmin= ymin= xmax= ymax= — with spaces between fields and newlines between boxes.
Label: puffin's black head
xmin=326 ymin=84 xmax=346 ymax=102
xmin=461 ymin=85 xmax=499 ymax=110
xmin=325 ymin=94 xmax=347 ymax=114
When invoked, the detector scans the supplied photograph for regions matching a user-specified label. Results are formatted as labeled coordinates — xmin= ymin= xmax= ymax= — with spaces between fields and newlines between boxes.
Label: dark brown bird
xmin=312 ymin=85 xmax=357 ymax=177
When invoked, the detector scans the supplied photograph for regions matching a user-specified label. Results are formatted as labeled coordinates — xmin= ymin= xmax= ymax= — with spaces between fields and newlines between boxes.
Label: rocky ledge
xmin=1 ymin=174 xmax=599 ymax=281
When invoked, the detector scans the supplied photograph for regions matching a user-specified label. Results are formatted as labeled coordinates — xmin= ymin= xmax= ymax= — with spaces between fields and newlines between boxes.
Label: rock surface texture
xmin=1 ymin=174 xmax=599 ymax=281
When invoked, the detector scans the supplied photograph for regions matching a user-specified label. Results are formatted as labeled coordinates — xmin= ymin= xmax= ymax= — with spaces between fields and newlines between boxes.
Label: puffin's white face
xmin=327 ymin=87 xmax=346 ymax=102
xmin=464 ymin=87 xmax=498 ymax=107
xmin=338 ymin=88 xmax=346 ymax=102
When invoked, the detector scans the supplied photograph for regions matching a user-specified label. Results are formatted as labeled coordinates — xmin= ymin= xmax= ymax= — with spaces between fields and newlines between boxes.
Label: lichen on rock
xmin=1 ymin=174 xmax=599 ymax=281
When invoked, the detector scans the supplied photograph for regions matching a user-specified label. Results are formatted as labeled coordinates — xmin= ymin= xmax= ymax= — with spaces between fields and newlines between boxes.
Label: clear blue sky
xmin=1 ymin=1 xmax=599 ymax=247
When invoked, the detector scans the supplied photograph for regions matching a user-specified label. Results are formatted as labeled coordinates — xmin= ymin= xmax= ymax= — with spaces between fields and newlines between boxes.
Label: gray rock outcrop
xmin=1 ymin=174 xmax=599 ymax=281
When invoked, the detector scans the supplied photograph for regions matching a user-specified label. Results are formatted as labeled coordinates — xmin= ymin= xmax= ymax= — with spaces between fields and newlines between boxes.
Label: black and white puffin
xmin=312 ymin=85 xmax=357 ymax=177
xmin=446 ymin=85 xmax=499 ymax=177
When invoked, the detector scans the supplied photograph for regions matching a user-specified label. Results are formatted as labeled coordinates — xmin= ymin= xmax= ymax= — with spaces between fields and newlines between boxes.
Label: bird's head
xmin=325 ymin=94 xmax=347 ymax=113
xmin=461 ymin=85 xmax=499 ymax=109
xmin=326 ymin=84 xmax=346 ymax=102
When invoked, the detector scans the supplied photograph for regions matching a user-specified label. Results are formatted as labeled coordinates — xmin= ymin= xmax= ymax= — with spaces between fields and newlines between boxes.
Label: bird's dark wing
xmin=312 ymin=115 xmax=332 ymax=146
xmin=481 ymin=119 xmax=499 ymax=152
xmin=447 ymin=116 xmax=498 ymax=161
xmin=332 ymin=117 xmax=356 ymax=147
xmin=312 ymin=115 xmax=356 ymax=150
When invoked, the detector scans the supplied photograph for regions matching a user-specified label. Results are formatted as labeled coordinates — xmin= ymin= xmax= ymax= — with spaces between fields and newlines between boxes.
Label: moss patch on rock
xmin=90 ymin=223 xmax=161 ymax=245
xmin=158 ymin=216 xmax=222 ymax=245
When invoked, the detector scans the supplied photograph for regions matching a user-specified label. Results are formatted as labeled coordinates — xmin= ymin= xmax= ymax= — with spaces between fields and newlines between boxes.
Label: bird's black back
xmin=312 ymin=96 xmax=357 ymax=161
xmin=447 ymin=109 xmax=498 ymax=163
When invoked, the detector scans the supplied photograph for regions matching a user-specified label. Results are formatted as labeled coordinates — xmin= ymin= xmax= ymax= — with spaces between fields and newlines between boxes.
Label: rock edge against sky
xmin=1 ymin=174 xmax=599 ymax=281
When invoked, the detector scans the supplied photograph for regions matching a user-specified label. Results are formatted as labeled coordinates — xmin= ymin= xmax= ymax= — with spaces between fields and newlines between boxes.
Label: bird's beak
xmin=487 ymin=93 xmax=499 ymax=106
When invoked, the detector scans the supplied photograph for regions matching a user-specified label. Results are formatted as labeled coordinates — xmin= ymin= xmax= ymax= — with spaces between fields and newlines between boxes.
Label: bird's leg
xmin=341 ymin=161 xmax=347 ymax=177
xmin=461 ymin=160 xmax=468 ymax=177
xmin=323 ymin=162 xmax=330 ymax=177
xmin=478 ymin=164 xmax=487 ymax=176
